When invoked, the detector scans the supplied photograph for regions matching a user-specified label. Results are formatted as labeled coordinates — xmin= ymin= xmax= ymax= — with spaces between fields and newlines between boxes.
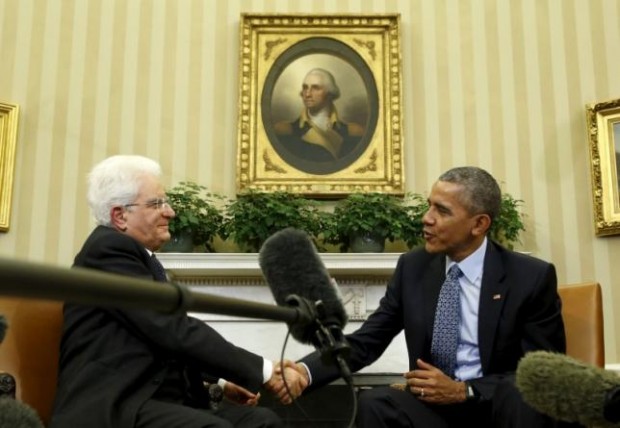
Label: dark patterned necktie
xmin=430 ymin=264 xmax=462 ymax=378
xmin=150 ymin=253 xmax=168 ymax=282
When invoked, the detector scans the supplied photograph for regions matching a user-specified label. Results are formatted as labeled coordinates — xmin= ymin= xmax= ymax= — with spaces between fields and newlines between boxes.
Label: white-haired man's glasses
xmin=124 ymin=198 xmax=171 ymax=211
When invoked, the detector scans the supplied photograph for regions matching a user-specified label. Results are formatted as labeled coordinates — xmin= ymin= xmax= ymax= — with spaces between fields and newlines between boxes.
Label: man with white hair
xmin=50 ymin=155 xmax=304 ymax=428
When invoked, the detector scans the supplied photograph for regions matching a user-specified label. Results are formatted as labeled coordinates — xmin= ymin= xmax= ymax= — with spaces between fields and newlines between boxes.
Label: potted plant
xmin=322 ymin=192 xmax=426 ymax=253
xmin=220 ymin=190 xmax=323 ymax=253
xmin=162 ymin=181 xmax=224 ymax=252
xmin=489 ymin=193 xmax=526 ymax=249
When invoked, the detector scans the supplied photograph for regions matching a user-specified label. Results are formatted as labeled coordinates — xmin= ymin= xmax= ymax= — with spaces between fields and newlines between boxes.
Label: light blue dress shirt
xmin=447 ymin=237 xmax=487 ymax=381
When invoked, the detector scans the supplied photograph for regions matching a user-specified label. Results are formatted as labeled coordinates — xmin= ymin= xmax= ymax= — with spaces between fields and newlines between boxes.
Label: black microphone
xmin=0 ymin=315 xmax=7 ymax=343
xmin=259 ymin=228 xmax=351 ymax=383
xmin=516 ymin=350 xmax=620 ymax=426
xmin=0 ymin=398 xmax=44 ymax=428
xmin=259 ymin=228 xmax=348 ymax=339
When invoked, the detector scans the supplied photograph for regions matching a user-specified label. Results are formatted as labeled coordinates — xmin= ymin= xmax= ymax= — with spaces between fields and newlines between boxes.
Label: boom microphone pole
xmin=0 ymin=257 xmax=309 ymax=326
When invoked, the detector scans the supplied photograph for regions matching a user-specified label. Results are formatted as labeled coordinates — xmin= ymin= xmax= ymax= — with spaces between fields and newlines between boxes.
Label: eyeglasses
xmin=124 ymin=198 xmax=171 ymax=211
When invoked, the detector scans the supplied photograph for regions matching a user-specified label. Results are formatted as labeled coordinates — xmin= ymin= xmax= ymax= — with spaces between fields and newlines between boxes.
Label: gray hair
xmin=304 ymin=68 xmax=341 ymax=100
xmin=438 ymin=166 xmax=501 ymax=221
xmin=87 ymin=155 xmax=162 ymax=226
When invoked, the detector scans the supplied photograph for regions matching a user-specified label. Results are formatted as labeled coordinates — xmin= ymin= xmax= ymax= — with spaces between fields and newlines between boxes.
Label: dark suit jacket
xmin=50 ymin=226 xmax=265 ymax=428
xmin=301 ymin=240 xmax=566 ymax=401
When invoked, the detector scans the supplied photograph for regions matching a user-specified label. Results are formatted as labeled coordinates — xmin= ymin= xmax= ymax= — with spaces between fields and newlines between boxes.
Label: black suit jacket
xmin=301 ymin=240 xmax=566 ymax=401
xmin=50 ymin=226 xmax=265 ymax=428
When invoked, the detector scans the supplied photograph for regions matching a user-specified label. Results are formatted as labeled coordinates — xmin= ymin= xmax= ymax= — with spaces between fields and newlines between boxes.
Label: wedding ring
xmin=420 ymin=388 xmax=425 ymax=397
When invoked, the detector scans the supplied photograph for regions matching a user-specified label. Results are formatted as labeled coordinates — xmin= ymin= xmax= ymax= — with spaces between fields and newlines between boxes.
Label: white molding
xmin=605 ymin=363 xmax=620 ymax=374
xmin=157 ymin=252 xmax=401 ymax=278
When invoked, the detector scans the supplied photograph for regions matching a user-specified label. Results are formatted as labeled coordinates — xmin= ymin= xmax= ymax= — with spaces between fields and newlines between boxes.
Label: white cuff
xmin=263 ymin=359 xmax=273 ymax=383
xmin=298 ymin=362 xmax=313 ymax=385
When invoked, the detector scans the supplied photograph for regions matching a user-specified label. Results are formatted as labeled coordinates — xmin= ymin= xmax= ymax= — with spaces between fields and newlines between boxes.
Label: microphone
xmin=516 ymin=351 xmax=620 ymax=426
xmin=259 ymin=228 xmax=351 ymax=383
xmin=0 ymin=315 xmax=7 ymax=343
xmin=0 ymin=398 xmax=44 ymax=428
xmin=258 ymin=227 xmax=348 ymax=342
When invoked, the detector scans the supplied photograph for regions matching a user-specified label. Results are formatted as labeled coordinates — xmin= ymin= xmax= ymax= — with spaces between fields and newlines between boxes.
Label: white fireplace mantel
xmin=157 ymin=252 xmax=400 ymax=321
xmin=157 ymin=252 xmax=401 ymax=278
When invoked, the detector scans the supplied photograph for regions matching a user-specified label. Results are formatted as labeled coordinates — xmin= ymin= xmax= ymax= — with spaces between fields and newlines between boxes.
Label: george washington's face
xmin=300 ymin=73 xmax=332 ymax=114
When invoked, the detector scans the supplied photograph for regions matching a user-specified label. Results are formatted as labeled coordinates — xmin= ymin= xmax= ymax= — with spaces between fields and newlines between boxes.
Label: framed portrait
xmin=586 ymin=97 xmax=620 ymax=236
xmin=0 ymin=102 xmax=19 ymax=232
xmin=236 ymin=14 xmax=404 ymax=197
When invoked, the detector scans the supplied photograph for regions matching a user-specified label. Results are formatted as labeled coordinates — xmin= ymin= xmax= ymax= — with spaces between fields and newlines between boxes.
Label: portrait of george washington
xmin=262 ymin=38 xmax=379 ymax=175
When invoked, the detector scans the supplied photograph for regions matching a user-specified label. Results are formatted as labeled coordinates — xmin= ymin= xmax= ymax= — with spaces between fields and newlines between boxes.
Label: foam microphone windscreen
xmin=259 ymin=228 xmax=348 ymax=344
xmin=516 ymin=350 xmax=620 ymax=427
xmin=0 ymin=398 xmax=44 ymax=428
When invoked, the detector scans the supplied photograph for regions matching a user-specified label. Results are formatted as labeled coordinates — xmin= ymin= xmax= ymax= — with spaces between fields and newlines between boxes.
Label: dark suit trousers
xmin=135 ymin=370 xmax=282 ymax=428
xmin=356 ymin=380 xmax=561 ymax=428
xmin=135 ymin=398 xmax=282 ymax=428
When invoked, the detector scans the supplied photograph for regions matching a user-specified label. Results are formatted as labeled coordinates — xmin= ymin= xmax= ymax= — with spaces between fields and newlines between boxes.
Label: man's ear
xmin=110 ymin=206 xmax=127 ymax=231
xmin=472 ymin=214 xmax=492 ymax=237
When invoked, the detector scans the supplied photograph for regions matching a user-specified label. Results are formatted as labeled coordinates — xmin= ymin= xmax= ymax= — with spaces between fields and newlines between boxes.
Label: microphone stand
xmin=0 ymin=257 xmax=352 ymax=382
xmin=0 ymin=258 xmax=308 ymax=325
xmin=604 ymin=386 xmax=620 ymax=423
xmin=285 ymin=295 xmax=353 ymax=385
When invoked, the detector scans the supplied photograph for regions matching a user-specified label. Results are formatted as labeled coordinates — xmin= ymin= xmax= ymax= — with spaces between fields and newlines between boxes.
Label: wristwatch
xmin=464 ymin=381 xmax=478 ymax=402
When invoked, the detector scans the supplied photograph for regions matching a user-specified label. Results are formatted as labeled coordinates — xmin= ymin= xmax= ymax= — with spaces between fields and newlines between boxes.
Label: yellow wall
xmin=1 ymin=0 xmax=619 ymax=361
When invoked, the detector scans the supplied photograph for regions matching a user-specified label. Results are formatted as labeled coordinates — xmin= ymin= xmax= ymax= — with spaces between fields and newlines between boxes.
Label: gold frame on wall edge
xmin=236 ymin=13 xmax=404 ymax=198
xmin=586 ymin=97 xmax=620 ymax=236
xmin=0 ymin=102 xmax=18 ymax=232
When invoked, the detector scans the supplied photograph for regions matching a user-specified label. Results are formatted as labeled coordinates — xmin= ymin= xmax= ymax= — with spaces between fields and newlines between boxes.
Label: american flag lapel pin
xmin=492 ymin=294 xmax=502 ymax=300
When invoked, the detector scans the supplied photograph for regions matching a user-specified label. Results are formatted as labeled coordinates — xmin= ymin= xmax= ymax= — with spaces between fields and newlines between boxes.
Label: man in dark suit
xmin=286 ymin=166 xmax=566 ymax=427
xmin=50 ymin=155 xmax=304 ymax=428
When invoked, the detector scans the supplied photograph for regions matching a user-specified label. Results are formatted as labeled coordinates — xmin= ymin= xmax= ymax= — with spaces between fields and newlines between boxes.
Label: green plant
xmin=166 ymin=181 xmax=224 ymax=251
xmin=221 ymin=190 xmax=323 ymax=252
xmin=400 ymin=193 xmax=429 ymax=248
xmin=489 ymin=193 xmax=526 ymax=249
xmin=322 ymin=192 xmax=426 ymax=252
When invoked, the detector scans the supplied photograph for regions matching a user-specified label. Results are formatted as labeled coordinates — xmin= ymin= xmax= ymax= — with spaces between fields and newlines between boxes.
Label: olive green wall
xmin=1 ymin=0 xmax=619 ymax=362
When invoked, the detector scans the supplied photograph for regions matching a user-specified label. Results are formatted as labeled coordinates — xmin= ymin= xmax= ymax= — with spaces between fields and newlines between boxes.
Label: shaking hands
xmin=265 ymin=360 xmax=309 ymax=404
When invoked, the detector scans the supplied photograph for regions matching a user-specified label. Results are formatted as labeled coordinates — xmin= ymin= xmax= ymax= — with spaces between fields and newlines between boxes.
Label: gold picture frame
xmin=236 ymin=14 xmax=404 ymax=197
xmin=0 ymin=102 xmax=19 ymax=232
xmin=586 ymin=97 xmax=620 ymax=236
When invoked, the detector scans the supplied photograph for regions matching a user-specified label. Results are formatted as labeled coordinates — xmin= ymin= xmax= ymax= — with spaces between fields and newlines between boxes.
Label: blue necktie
xmin=431 ymin=264 xmax=462 ymax=378
xmin=150 ymin=254 xmax=168 ymax=282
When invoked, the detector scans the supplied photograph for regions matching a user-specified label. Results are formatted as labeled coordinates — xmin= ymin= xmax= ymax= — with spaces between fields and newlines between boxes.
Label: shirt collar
xmin=445 ymin=237 xmax=487 ymax=284
xmin=299 ymin=105 xmax=340 ymax=128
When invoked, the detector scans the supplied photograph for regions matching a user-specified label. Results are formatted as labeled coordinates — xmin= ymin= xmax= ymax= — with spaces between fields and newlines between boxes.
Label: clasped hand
xmin=265 ymin=360 xmax=309 ymax=404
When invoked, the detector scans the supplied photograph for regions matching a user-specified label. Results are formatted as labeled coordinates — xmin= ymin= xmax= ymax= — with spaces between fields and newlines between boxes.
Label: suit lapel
xmin=477 ymin=241 xmax=509 ymax=373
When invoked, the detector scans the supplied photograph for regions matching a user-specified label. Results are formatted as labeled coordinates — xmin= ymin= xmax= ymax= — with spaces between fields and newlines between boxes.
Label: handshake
xmin=266 ymin=360 xmax=310 ymax=404
xmin=217 ymin=360 xmax=310 ymax=407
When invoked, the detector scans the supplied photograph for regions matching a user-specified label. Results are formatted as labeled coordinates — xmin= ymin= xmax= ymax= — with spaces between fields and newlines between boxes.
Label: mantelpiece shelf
xmin=157 ymin=252 xmax=401 ymax=278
